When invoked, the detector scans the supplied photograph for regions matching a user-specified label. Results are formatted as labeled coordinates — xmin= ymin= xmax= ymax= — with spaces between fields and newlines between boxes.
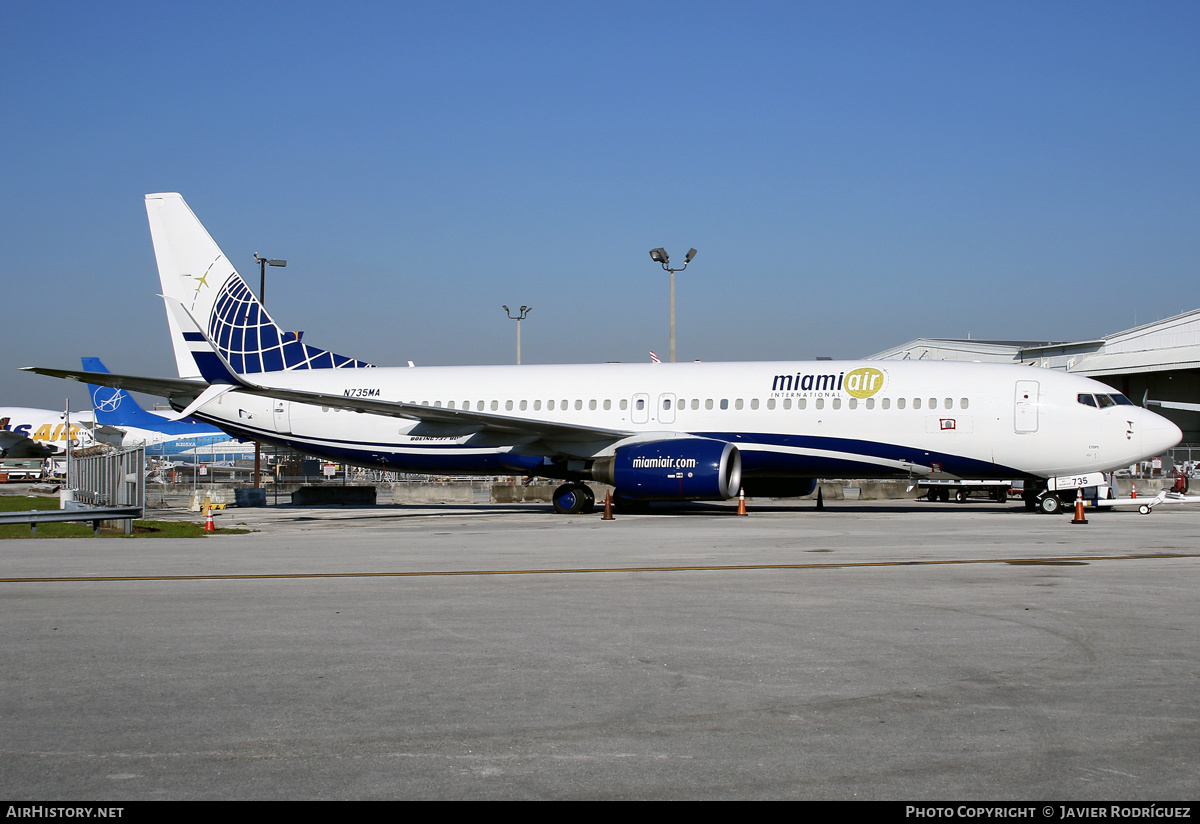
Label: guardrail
xmin=0 ymin=506 xmax=143 ymax=537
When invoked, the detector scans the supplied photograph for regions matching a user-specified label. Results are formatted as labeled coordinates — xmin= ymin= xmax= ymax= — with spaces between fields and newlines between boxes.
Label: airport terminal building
xmin=870 ymin=308 xmax=1200 ymax=443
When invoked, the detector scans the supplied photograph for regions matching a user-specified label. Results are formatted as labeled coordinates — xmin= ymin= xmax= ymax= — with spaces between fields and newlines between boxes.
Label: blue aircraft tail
xmin=82 ymin=358 xmax=170 ymax=427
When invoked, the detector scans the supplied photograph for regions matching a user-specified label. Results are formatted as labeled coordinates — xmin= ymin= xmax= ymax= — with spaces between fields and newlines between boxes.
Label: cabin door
xmin=273 ymin=400 xmax=292 ymax=435
xmin=1014 ymin=380 xmax=1039 ymax=433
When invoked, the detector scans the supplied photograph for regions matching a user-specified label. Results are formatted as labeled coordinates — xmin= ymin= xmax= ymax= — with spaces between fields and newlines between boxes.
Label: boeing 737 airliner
xmin=26 ymin=193 xmax=1183 ymax=514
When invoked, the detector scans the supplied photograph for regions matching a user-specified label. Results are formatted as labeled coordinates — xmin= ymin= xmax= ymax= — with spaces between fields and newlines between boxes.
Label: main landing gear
xmin=552 ymin=482 xmax=596 ymax=514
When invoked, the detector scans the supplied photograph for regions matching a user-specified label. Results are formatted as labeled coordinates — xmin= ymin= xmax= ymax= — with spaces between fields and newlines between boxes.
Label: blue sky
xmin=3 ymin=1 xmax=1198 ymax=409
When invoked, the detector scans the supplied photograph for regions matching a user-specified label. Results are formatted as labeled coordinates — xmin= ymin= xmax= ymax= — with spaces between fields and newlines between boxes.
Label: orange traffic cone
xmin=601 ymin=491 xmax=614 ymax=520
xmin=203 ymin=501 xmax=215 ymax=532
xmin=737 ymin=487 xmax=747 ymax=516
xmin=1131 ymin=482 xmax=1137 ymax=499
xmin=1072 ymin=486 xmax=1088 ymax=525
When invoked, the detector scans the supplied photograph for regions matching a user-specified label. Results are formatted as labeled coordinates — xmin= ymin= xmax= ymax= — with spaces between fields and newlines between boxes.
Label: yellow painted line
xmin=0 ymin=553 xmax=1197 ymax=584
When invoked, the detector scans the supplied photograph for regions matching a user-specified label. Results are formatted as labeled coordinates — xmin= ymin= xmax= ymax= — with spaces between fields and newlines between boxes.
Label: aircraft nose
xmin=1141 ymin=410 xmax=1183 ymax=455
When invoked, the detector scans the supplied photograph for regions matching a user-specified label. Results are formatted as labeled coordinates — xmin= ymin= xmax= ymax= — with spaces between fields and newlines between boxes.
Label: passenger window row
xmin=404 ymin=396 xmax=972 ymax=413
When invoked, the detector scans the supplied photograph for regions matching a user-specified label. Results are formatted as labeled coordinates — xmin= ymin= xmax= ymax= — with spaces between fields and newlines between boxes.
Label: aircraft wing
xmin=24 ymin=366 xmax=633 ymax=445
xmin=183 ymin=296 xmax=635 ymax=444
xmin=31 ymin=296 xmax=637 ymax=446
xmin=187 ymin=378 xmax=634 ymax=443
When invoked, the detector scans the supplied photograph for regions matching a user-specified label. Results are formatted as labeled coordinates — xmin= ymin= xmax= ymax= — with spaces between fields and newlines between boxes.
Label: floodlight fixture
xmin=647 ymin=246 xmax=698 ymax=362
xmin=503 ymin=304 xmax=532 ymax=363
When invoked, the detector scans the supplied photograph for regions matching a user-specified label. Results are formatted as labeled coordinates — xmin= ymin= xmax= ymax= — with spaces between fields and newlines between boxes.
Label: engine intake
xmin=591 ymin=439 xmax=742 ymax=501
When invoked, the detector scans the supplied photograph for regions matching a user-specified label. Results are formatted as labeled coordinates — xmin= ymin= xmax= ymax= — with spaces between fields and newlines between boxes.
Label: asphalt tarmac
xmin=2 ymin=498 xmax=1198 ymax=800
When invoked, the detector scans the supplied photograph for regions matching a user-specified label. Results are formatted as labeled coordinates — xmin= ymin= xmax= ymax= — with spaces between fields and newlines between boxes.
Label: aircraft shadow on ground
xmin=284 ymin=500 xmax=1030 ymax=520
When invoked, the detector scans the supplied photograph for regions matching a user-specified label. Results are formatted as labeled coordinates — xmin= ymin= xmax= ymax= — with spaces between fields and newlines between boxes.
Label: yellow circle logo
xmin=844 ymin=367 xmax=886 ymax=399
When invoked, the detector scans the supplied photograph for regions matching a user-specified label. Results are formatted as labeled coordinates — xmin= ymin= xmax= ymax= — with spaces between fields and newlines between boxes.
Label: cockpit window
xmin=1096 ymin=394 xmax=1116 ymax=408
xmin=1111 ymin=393 xmax=1135 ymax=406
xmin=1077 ymin=394 xmax=1097 ymax=408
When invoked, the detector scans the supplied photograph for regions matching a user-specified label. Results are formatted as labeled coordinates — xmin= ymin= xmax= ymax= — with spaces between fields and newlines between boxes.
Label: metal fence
xmin=71 ymin=445 xmax=146 ymax=510
xmin=1169 ymin=444 xmax=1199 ymax=475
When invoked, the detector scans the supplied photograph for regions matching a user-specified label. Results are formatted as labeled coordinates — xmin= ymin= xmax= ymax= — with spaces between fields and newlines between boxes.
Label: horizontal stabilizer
xmin=22 ymin=367 xmax=207 ymax=406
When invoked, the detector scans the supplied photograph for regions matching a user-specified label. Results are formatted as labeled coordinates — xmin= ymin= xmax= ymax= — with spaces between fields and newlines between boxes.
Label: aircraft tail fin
xmin=144 ymin=193 xmax=374 ymax=379
xmin=82 ymin=357 xmax=167 ymax=427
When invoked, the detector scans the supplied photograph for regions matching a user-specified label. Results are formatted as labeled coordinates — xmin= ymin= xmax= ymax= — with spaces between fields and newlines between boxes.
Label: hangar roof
xmin=1067 ymin=345 xmax=1200 ymax=377
xmin=869 ymin=307 xmax=1200 ymax=376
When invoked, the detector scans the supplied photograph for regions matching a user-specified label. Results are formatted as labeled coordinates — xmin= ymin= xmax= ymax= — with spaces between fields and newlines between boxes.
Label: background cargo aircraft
xmin=27 ymin=193 xmax=1183 ymax=513
xmin=0 ymin=407 xmax=96 ymax=458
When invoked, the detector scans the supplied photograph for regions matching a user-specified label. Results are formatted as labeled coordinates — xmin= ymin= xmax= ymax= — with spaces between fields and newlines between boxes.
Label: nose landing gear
xmin=1038 ymin=494 xmax=1062 ymax=515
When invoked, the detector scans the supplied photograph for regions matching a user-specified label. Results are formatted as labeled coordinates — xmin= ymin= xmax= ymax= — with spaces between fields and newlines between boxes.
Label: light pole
xmin=254 ymin=253 xmax=286 ymax=307
xmin=649 ymin=247 xmax=697 ymax=363
xmin=253 ymin=253 xmax=286 ymax=489
xmin=63 ymin=400 xmax=71 ymax=496
xmin=502 ymin=305 xmax=531 ymax=364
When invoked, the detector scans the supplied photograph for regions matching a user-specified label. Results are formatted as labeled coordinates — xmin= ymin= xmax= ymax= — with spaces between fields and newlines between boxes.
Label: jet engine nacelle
xmin=592 ymin=438 xmax=742 ymax=501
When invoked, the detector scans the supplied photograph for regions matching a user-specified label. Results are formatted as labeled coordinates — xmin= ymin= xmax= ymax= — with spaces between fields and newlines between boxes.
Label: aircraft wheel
xmin=579 ymin=485 xmax=596 ymax=514
xmin=1039 ymin=495 xmax=1061 ymax=515
xmin=552 ymin=483 xmax=589 ymax=514
xmin=955 ymin=488 xmax=968 ymax=503
xmin=1139 ymin=504 xmax=1151 ymax=515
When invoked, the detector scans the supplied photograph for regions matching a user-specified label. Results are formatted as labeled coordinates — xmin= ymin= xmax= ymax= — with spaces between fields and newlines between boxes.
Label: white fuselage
xmin=185 ymin=360 xmax=1181 ymax=482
